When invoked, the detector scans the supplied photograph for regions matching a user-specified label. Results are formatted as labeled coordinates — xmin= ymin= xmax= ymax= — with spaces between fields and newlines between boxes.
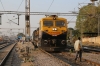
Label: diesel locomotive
xmin=32 ymin=15 xmax=68 ymax=51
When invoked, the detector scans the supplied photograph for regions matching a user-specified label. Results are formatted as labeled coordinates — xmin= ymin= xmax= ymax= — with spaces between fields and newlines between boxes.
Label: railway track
xmin=31 ymin=42 xmax=100 ymax=66
xmin=50 ymin=51 xmax=100 ymax=66
xmin=0 ymin=43 xmax=11 ymax=49
xmin=39 ymin=48 xmax=71 ymax=66
xmin=0 ymin=42 xmax=16 ymax=66
xmin=67 ymin=45 xmax=100 ymax=53
xmin=38 ymin=48 xmax=100 ymax=66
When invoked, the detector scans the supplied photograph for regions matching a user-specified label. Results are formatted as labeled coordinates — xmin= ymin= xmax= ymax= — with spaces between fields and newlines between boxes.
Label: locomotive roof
xmin=40 ymin=16 xmax=67 ymax=20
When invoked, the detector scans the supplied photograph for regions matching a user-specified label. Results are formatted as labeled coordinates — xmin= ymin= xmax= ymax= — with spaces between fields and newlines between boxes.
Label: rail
xmin=0 ymin=42 xmax=17 ymax=66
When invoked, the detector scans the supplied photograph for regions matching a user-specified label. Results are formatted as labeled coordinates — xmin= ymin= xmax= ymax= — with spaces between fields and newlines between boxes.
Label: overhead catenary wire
xmin=9 ymin=0 xmax=24 ymax=25
xmin=47 ymin=0 xmax=54 ymax=12
xmin=68 ymin=0 xmax=89 ymax=24
xmin=0 ymin=0 xmax=9 ymax=20
xmin=16 ymin=0 xmax=24 ymax=11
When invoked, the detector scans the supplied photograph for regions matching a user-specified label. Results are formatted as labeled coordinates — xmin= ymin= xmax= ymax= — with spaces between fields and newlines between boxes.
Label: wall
xmin=82 ymin=36 xmax=100 ymax=44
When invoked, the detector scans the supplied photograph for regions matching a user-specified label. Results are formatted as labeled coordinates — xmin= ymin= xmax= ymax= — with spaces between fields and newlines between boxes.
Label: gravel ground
xmin=16 ymin=42 xmax=71 ymax=66
xmin=16 ymin=42 xmax=100 ymax=66
xmin=31 ymin=49 xmax=70 ymax=66
xmin=71 ymin=52 xmax=100 ymax=64
xmin=53 ymin=52 xmax=96 ymax=66
xmin=11 ymin=48 xmax=22 ymax=66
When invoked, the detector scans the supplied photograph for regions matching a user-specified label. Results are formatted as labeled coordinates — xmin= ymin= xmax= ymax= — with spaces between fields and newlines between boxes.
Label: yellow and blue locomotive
xmin=33 ymin=15 xmax=68 ymax=51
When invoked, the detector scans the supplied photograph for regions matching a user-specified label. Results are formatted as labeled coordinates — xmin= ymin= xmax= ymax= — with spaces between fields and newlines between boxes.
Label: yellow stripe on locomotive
xmin=39 ymin=15 xmax=67 ymax=36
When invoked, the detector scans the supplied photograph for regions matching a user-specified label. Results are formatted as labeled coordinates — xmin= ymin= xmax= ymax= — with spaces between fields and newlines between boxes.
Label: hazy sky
xmin=0 ymin=0 xmax=97 ymax=36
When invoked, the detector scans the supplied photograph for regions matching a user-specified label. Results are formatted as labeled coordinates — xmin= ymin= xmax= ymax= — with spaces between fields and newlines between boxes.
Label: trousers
xmin=75 ymin=49 xmax=82 ymax=61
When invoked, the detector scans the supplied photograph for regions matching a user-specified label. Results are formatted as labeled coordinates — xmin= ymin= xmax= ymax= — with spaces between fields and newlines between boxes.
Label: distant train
xmin=32 ymin=15 xmax=68 ymax=51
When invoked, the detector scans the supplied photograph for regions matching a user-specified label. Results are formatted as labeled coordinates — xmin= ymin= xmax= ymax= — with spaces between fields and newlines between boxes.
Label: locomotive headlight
xmin=54 ymin=28 xmax=57 ymax=31
xmin=52 ymin=28 xmax=57 ymax=31
xmin=52 ymin=28 xmax=55 ymax=30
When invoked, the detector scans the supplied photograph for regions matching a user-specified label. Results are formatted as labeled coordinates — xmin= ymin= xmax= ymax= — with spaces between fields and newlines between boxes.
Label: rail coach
xmin=32 ymin=15 xmax=68 ymax=51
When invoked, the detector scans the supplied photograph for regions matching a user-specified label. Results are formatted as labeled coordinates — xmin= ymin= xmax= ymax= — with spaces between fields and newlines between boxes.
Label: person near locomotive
xmin=74 ymin=37 xmax=83 ymax=62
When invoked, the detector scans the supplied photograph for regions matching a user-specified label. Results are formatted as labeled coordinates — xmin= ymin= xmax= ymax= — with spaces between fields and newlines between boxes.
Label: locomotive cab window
xmin=56 ymin=21 xmax=65 ymax=27
xmin=43 ymin=21 xmax=53 ymax=26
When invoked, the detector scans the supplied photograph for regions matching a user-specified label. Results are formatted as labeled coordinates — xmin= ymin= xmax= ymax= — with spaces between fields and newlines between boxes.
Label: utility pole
xmin=78 ymin=3 xmax=82 ymax=39
xmin=17 ymin=14 xmax=20 ymax=25
xmin=25 ymin=0 xmax=30 ymax=38
xmin=98 ymin=0 xmax=100 ymax=36
xmin=90 ymin=0 xmax=99 ymax=36
xmin=98 ymin=16 xmax=100 ymax=36
xmin=0 ymin=14 xmax=2 ymax=25
xmin=99 ymin=0 xmax=100 ymax=5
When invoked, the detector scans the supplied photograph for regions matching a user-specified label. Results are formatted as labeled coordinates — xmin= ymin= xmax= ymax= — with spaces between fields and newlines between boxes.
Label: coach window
xmin=56 ymin=21 xmax=65 ymax=27
xmin=43 ymin=21 xmax=53 ymax=26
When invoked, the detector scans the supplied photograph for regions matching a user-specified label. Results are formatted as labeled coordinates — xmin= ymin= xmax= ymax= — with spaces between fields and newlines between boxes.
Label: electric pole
xmin=17 ymin=14 xmax=20 ymax=25
xmin=0 ymin=14 xmax=2 ymax=25
xmin=25 ymin=0 xmax=30 ymax=38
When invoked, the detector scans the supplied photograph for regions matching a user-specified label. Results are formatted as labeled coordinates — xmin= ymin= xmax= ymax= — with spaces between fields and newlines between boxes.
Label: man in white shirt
xmin=74 ymin=37 xmax=82 ymax=62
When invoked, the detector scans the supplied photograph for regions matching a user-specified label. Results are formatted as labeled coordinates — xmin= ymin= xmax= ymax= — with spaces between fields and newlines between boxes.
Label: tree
xmin=67 ymin=28 xmax=80 ymax=39
xmin=67 ymin=28 xmax=74 ymax=39
xmin=76 ymin=4 xmax=98 ymax=36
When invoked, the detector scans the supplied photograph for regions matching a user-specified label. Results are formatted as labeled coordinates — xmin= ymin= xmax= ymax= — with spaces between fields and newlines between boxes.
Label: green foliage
xmin=67 ymin=28 xmax=80 ymax=39
xmin=67 ymin=28 xmax=74 ymax=39
xmin=73 ymin=29 xmax=80 ymax=37
xmin=76 ymin=4 xmax=100 ymax=37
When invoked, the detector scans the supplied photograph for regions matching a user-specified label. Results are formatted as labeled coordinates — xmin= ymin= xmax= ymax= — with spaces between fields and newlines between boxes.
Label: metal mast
xmin=25 ymin=0 xmax=30 ymax=37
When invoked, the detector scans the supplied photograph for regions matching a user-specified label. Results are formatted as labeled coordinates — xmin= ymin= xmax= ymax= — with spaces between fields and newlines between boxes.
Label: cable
xmin=47 ymin=0 xmax=54 ymax=12
xmin=83 ymin=0 xmax=88 ymax=3
xmin=0 ymin=0 xmax=12 ymax=26
xmin=0 ymin=0 xmax=9 ymax=20
xmin=10 ymin=0 xmax=24 ymax=25
xmin=0 ymin=0 xmax=5 ymax=11
xmin=17 ymin=0 xmax=24 ymax=11
xmin=68 ymin=0 xmax=88 ymax=23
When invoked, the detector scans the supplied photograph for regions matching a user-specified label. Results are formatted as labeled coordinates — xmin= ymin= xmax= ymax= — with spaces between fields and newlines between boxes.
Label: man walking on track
xmin=74 ymin=37 xmax=82 ymax=62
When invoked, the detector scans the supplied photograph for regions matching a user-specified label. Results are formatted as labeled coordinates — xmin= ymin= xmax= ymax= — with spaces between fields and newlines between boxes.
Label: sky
xmin=0 ymin=0 xmax=98 ymax=36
